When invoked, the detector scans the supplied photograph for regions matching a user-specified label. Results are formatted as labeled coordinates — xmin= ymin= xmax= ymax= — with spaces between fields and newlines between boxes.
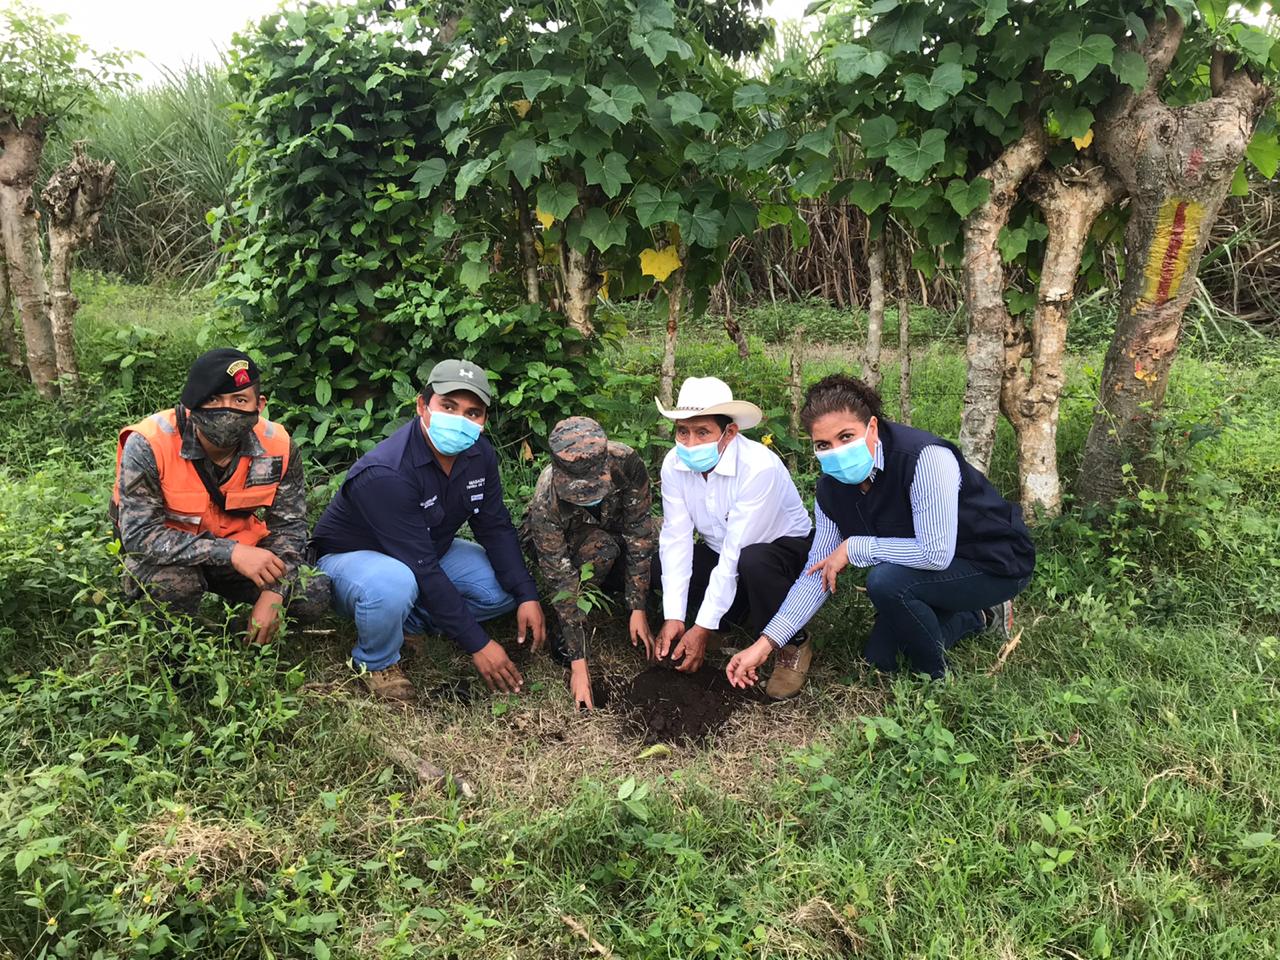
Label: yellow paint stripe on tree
xmin=1138 ymin=197 xmax=1204 ymax=308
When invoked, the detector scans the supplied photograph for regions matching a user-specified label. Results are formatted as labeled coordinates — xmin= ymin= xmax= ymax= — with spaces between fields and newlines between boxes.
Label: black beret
xmin=180 ymin=349 xmax=260 ymax=409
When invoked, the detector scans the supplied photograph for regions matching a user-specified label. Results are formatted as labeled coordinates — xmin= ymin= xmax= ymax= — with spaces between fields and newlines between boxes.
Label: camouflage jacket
xmin=523 ymin=441 xmax=656 ymax=658
xmin=115 ymin=417 xmax=310 ymax=587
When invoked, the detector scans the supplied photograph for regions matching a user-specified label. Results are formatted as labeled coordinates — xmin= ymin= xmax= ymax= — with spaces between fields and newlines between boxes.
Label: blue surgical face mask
xmin=577 ymin=497 xmax=604 ymax=508
xmin=425 ymin=410 xmax=481 ymax=455
xmin=816 ymin=436 xmax=874 ymax=485
xmin=676 ymin=438 xmax=723 ymax=473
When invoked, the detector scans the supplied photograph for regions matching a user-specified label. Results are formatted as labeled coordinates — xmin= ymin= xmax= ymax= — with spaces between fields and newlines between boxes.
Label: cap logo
xmin=459 ymin=369 xmax=474 ymax=379
xmin=227 ymin=359 xmax=251 ymax=388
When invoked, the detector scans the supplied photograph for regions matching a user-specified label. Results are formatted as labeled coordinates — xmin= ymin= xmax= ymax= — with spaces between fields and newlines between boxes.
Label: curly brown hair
xmin=799 ymin=374 xmax=884 ymax=432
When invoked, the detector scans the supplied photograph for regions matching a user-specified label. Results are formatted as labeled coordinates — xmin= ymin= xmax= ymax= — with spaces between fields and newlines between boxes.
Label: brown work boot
xmin=359 ymin=662 xmax=417 ymax=703
xmin=765 ymin=634 xmax=812 ymax=700
xmin=401 ymin=633 xmax=425 ymax=659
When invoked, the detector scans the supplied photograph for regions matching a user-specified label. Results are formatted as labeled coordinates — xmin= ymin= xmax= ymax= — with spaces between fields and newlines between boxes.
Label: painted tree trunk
xmin=1079 ymin=18 xmax=1271 ymax=503
xmin=958 ymin=126 xmax=1047 ymax=474
xmin=558 ymin=242 xmax=601 ymax=341
xmin=1001 ymin=166 xmax=1122 ymax=519
xmin=0 ymin=249 xmax=21 ymax=372
xmin=863 ymin=234 xmax=885 ymax=390
xmin=0 ymin=116 xmax=56 ymax=397
xmin=659 ymin=261 xmax=685 ymax=408
xmin=895 ymin=240 xmax=912 ymax=425
xmin=510 ymin=178 xmax=541 ymax=305
xmin=41 ymin=144 xmax=118 ymax=390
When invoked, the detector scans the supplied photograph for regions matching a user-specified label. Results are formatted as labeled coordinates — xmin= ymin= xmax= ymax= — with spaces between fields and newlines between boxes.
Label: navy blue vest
xmin=815 ymin=421 xmax=1035 ymax=579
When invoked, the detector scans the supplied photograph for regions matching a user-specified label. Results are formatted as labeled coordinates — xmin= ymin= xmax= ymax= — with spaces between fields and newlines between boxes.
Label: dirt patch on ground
xmin=612 ymin=663 xmax=760 ymax=744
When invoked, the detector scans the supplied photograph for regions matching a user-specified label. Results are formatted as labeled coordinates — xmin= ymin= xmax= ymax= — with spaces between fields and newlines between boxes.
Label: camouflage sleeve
xmin=258 ymin=439 xmax=309 ymax=592
xmin=616 ymin=448 xmax=657 ymax=611
xmin=116 ymin=432 xmax=235 ymax=567
xmin=526 ymin=467 xmax=588 ymax=660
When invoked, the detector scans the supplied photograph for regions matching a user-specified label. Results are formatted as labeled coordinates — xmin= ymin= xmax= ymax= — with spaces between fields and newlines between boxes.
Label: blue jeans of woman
xmin=863 ymin=557 xmax=1030 ymax=679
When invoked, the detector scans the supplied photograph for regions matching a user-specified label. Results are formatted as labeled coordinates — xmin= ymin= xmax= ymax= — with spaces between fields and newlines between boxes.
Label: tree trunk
xmin=558 ymin=241 xmax=602 ymax=341
xmin=894 ymin=239 xmax=912 ymax=425
xmin=0 ymin=115 xmax=56 ymax=397
xmin=863 ymin=233 xmax=885 ymax=390
xmin=1001 ymin=165 xmax=1122 ymax=520
xmin=41 ymin=143 xmax=118 ymax=390
xmin=1078 ymin=15 xmax=1272 ymax=503
xmin=722 ymin=293 xmax=749 ymax=359
xmin=510 ymin=178 xmax=541 ymax=305
xmin=957 ymin=126 xmax=1047 ymax=474
xmin=659 ymin=252 xmax=686 ymax=409
xmin=0 ymin=248 xmax=21 ymax=373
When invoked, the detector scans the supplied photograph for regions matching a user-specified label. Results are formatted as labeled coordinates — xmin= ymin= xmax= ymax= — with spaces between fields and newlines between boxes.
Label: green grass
xmin=1 ymin=279 xmax=1278 ymax=958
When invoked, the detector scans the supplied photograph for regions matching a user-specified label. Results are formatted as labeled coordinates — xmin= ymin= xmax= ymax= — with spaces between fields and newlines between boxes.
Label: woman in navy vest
xmin=727 ymin=374 xmax=1035 ymax=692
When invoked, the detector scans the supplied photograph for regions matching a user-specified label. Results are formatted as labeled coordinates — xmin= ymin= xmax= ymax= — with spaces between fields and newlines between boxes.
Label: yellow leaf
xmin=600 ymin=270 xmax=611 ymax=301
xmin=1072 ymin=128 xmax=1094 ymax=150
xmin=639 ymin=246 xmax=682 ymax=282
xmin=535 ymin=206 xmax=555 ymax=230
xmin=520 ymin=439 xmax=534 ymax=462
xmin=512 ymin=99 xmax=532 ymax=118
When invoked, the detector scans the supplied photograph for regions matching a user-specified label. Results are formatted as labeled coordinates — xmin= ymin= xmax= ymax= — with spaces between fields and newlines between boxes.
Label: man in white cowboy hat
xmin=653 ymin=376 xmax=813 ymax=685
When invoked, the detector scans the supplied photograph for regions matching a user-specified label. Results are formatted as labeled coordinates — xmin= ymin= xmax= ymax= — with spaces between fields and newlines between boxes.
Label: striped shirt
xmin=761 ymin=442 xmax=962 ymax=648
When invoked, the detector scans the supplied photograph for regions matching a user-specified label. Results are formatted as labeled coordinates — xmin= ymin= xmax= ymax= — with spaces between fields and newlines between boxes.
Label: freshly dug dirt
xmin=613 ymin=663 xmax=758 ymax=744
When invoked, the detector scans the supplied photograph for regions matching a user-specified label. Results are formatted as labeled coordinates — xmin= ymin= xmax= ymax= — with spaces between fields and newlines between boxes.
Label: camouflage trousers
xmin=122 ymin=561 xmax=331 ymax=624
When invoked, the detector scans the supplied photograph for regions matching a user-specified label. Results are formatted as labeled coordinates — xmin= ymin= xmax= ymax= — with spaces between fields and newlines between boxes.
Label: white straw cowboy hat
xmin=655 ymin=376 xmax=763 ymax=430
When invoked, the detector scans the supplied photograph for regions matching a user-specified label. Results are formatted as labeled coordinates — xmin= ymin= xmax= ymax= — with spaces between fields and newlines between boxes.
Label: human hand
xmin=471 ymin=639 xmax=524 ymax=693
xmin=672 ymin=624 xmax=711 ymax=674
xmin=515 ymin=600 xmax=546 ymax=652
xmin=629 ymin=609 xmax=654 ymax=660
xmin=230 ymin=544 xmax=286 ymax=588
xmin=807 ymin=540 xmax=852 ymax=594
xmin=654 ymin=619 xmax=685 ymax=660
xmin=569 ymin=658 xmax=594 ymax=711
xmin=247 ymin=590 xmax=284 ymax=645
xmin=727 ymin=637 xmax=775 ymax=689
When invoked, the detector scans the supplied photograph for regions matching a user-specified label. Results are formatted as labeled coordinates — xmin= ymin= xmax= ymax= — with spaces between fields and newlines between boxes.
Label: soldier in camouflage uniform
xmin=111 ymin=349 xmax=329 ymax=643
xmin=523 ymin=417 xmax=657 ymax=709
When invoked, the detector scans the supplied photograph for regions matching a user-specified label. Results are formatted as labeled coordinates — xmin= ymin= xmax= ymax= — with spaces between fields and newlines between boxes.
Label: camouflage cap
xmin=549 ymin=416 xmax=611 ymax=505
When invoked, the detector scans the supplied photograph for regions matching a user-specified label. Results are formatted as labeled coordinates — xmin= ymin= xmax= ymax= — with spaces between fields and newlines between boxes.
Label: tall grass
xmin=42 ymin=63 xmax=237 ymax=284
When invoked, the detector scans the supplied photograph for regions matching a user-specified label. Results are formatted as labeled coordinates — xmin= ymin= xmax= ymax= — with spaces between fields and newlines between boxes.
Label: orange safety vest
xmin=112 ymin=408 xmax=292 ymax=546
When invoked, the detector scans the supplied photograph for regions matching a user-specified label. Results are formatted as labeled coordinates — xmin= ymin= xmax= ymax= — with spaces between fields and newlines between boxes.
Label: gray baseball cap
xmin=426 ymin=359 xmax=493 ymax=406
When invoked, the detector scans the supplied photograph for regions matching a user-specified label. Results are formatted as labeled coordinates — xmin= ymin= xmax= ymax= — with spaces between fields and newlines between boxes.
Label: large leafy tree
xmin=822 ymin=0 xmax=1276 ymax=515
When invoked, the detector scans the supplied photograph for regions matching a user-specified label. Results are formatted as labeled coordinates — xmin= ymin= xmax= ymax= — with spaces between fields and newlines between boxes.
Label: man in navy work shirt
xmin=313 ymin=359 xmax=546 ymax=702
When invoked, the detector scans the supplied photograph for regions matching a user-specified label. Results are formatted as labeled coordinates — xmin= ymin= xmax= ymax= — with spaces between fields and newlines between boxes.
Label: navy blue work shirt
xmin=312 ymin=419 xmax=539 ymax=653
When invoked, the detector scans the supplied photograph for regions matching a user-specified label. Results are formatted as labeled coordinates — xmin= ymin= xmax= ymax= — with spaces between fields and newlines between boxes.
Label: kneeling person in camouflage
xmin=524 ymin=417 xmax=657 ymax=709
xmin=111 ymin=349 xmax=329 ymax=642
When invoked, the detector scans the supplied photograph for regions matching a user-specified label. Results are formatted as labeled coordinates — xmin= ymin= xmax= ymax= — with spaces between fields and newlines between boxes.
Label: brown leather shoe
xmin=765 ymin=634 xmax=812 ymax=700
xmin=360 ymin=662 xmax=417 ymax=703
xmin=401 ymin=633 xmax=425 ymax=659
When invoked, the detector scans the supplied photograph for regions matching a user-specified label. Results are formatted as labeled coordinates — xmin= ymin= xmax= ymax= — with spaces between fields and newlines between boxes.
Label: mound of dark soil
xmin=614 ymin=663 xmax=757 ymax=744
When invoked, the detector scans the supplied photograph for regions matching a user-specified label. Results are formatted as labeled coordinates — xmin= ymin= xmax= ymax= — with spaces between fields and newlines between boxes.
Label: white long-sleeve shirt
xmin=762 ymin=443 xmax=962 ymax=647
xmin=659 ymin=435 xmax=812 ymax=630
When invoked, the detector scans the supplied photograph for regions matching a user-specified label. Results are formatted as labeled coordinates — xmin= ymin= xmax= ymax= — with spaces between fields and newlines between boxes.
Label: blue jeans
xmin=317 ymin=540 xmax=517 ymax=670
xmin=863 ymin=558 xmax=1030 ymax=679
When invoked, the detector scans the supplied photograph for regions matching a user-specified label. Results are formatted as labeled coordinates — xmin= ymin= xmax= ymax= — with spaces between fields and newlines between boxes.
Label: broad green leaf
xmin=436 ymin=98 xmax=464 ymax=133
xmin=635 ymin=29 xmax=692 ymax=66
xmin=630 ymin=0 xmax=675 ymax=32
xmin=666 ymin=91 xmax=703 ymax=126
xmin=902 ymin=62 xmax=965 ymax=111
xmin=536 ymin=181 xmax=579 ymax=220
xmin=912 ymin=246 xmax=937 ymax=279
xmin=1246 ymin=131 xmax=1280 ymax=178
xmin=745 ymin=129 xmax=789 ymax=170
xmin=998 ymin=217 xmax=1048 ymax=261
xmin=986 ymin=80 xmax=1022 ymax=118
xmin=977 ymin=0 xmax=1008 ymax=36
xmin=733 ymin=84 xmax=770 ymax=108
xmin=792 ymin=158 xmax=834 ymax=197
xmin=1044 ymin=31 xmax=1116 ymax=82
xmin=831 ymin=44 xmax=891 ymax=82
xmin=460 ymin=260 xmax=490 ymax=291
xmin=1240 ymin=832 xmax=1275 ymax=849
xmin=585 ymin=83 xmax=644 ymax=124
xmin=444 ymin=126 xmax=470 ymax=156
xmin=893 ymin=183 xmax=936 ymax=210
xmin=454 ymin=156 xmax=492 ymax=200
xmin=410 ymin=158 xmax=447 ymax=198
xmin=580 ymin=207 xmax=628 ymax=252
xmin=685 ymin=201 xmax=725 ymax=248
xmin=846 ymin=179 xmax=892 ymax=214
xmin=867 ymin=5 xmax=928 ymax=55
xmin=1110 ymin=49 xmax=1148 ymax=91
xmin=758 ymin=203 xmax=793 ymax=228
xmin=1231 ymin=23 xmax=1276 ymax=66
xmin=1056 ymin=106 xmax=1094 ymax=140
xmin=583 ymin=152 xmax=632 ymax=198
xmin=944 ymin=177 xmax=992 ymax=217
xmin=1230 ymin=161 xmax=1249 ymax=196
xmin=632 ymin=183 xmax=680 ymax=227
xmin=15 ymin=849 xmax=35 ymax=876
xmin=721 ymin=198 xmax=757 ymax=240
xmin=315 ymin=940 xmax=331 ymax=960
xmin=885 ymin=129 xmax=947 ymax=181
xmin=795 ymin=128 xmax=835 ymax=157
xmin=860 ymin=115 xmax=898 ymax=159
xmin=504 ymin=137 xmax=540 ymax=188
xmin=514 ymin=68 xmax=555 ymax=101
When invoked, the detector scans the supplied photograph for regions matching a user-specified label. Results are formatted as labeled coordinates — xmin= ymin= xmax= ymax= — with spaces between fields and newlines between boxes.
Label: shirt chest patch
xmin=245 ymin=456 xmax=284 ymax=487
xmin=420 ymin=495 xmax=439 ymax=510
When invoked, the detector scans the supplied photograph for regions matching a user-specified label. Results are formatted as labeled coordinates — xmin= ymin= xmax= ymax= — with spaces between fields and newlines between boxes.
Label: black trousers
xmin=652 ymin=533 xmax=813 ymax=636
